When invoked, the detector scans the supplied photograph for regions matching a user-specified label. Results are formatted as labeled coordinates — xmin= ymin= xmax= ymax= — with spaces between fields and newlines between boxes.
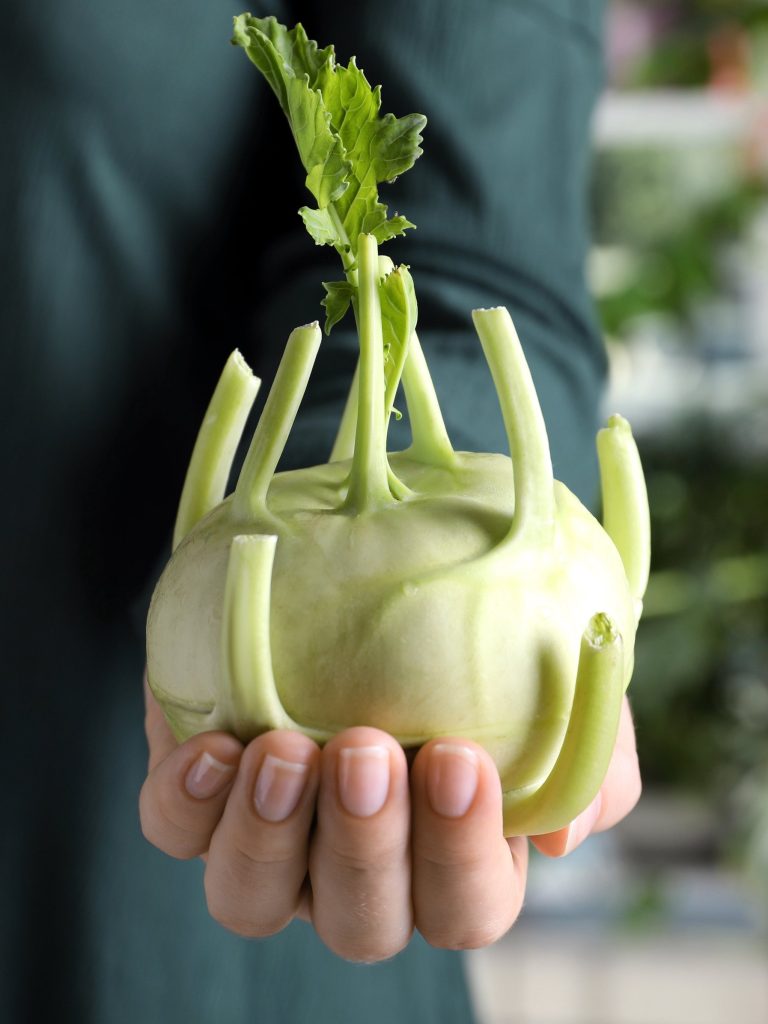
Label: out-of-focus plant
xmin=593 ymin=165 xmax=767 ymax=338
xmin=629 ymin=421 xmax=768 ymax=874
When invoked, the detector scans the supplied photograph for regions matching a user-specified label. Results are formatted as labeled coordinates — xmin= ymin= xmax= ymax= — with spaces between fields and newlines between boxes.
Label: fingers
xmin=309 ymin=727 xmax=413 ymax=963
xmin=410 ymin=739 xmax=528 ymax=949
xmin=139 ymin=726 xmax=244 ymax=860
xmin=531 ymin=695 xmax=642 ymax=857
xmin=203 ymin=731 xmax=320 ymax=938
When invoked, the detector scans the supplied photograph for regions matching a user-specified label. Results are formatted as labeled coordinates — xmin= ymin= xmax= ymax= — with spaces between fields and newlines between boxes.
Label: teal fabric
xmin=0 ymin=1 xmax=606 ymax=1021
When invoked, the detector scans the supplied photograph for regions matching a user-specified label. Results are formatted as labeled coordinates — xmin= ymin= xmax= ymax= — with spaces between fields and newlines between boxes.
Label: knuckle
xmin=230 ymin=834 xmax=300 ymax=871
xmin=328 ymin=835 xmax=407 ymax=877
xmin=138 ymin=781 xmax=205 ymax=860
xmin=418 ymin=843 xmax=488 ymax=875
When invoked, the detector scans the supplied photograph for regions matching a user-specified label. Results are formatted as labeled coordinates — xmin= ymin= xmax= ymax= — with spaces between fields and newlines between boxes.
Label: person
xmin=1 ymin=1 xmax=640 ymax=1021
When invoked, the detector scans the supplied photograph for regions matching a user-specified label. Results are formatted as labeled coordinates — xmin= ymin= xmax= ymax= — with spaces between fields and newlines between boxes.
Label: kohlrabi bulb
xmin=146 ymin=237 xmax=650 ymax=836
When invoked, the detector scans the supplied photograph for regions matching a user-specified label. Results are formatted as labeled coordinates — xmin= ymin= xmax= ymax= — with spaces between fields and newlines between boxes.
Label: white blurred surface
xmin=466 ymin=927 xmax=768 ymax=1024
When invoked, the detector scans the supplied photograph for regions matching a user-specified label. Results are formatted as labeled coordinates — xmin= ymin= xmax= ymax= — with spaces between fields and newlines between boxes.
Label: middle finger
xmin=309 ymin=727 xmax=413 ymax=963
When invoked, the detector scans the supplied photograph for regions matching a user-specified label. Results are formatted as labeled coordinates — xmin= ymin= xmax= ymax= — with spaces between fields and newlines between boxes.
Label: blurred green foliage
xmin=598 ymin=0 xmax=768 ymax=908
xmin=592 ymin=149 xmax=767 ymax=337
xmin=616 ymin=398 xmax=768 ymax=895
xmin=631 ymin=428 xmax=768 ymax=799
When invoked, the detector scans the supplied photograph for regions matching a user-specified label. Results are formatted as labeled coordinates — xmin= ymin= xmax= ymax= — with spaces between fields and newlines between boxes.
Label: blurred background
xmin=467 ymin=3 xmax=768 ymax=1021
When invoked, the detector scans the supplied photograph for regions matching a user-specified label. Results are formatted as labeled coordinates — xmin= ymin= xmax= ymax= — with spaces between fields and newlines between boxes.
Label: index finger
xmin=143 ymin=671 xmax=179 ymax=771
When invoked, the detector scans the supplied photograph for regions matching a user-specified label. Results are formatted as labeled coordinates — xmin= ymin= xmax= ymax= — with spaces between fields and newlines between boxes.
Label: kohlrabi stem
xmin=502 ymin=613 xmax=624 ymax=836
xmin=221 ymin=534 xmax=294 ymax=738
xmin=232 ymin=323 xmax=321 ymax=519
xmin=220 ymin=534 xmax=336 ymax=744
xmin=472 ymin=307 xmax=555 ymax=546
xmin=330 ymin=361 xmax=359 ymax=462
xmin=597 ymin=414 xmax=651 ymax=617
xmin=343 ymin=233 xmax=393 ymax=512
xmin=333 ymin=332 xmax=455 ymax=471
xmin=173 ymin=350 xmax=260 ymax=551
xmin=401 ymin=331 xmax=455 ymax=468
xmin=327 ymin=219 xmax=371 ymax=464
xmin=329 ymin=204 xmax=358 ymax=278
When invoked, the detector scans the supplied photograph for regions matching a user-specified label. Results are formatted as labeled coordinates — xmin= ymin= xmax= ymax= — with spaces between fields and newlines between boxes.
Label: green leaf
xmin=318 ymin=59 xmax=425 ymax=248
xmin=231 ymin=15 xmax=333 ymax=110
xmin=378 ymin=265 xmax=417 ymax=417
xmin=285 ymin=76 xmax=349 ymax=207
xmin=299 ymin=206 xmax=339 ymax=246
xmin=371 ymin=214 xmax=416 ymax=245
xmin=319 ymin=61 xmax=425 ymax=184
xmin=321 ymin=280 xmax=355 ymax=335
xmin=232 ymin=15 xmax=349 ymax=208
xmin=233 ymin=16 xmax=425 ymax=257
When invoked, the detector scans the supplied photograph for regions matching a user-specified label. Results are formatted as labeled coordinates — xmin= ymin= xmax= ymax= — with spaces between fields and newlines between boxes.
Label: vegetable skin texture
xmin=145 ymin=17 xmax=650 ymax=837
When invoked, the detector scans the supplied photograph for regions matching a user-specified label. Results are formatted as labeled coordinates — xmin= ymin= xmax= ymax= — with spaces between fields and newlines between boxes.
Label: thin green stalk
xmin=472 ymin=307 xmax=555 ymax=546
xmin=401 ymin=331 xmax=455 ymax=468
xmin=233 ymin=323 xmax=321 ymax=519
xmin=343 ymin=233 xmax=393 ymax=512
xmin=330 ymin=361 xmax=359 ymax=462
xmin=173 ymin=350 xmax=260 ymax=550
xmin=328 ymin=204 xmax=357 ymax=278
xmin=327 ymin=208 xmax=363 ymax=462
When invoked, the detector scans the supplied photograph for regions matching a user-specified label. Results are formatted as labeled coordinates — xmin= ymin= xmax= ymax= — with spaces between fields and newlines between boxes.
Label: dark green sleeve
xmin=0 ymin=3 xmax=605 ymax=1022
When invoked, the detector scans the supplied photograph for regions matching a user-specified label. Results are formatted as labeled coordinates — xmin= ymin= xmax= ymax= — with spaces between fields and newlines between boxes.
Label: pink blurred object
xmin=605 ymin=1 xmax=656 ymax=86
xmin=606 ymin=1 xmax=683 ymax=87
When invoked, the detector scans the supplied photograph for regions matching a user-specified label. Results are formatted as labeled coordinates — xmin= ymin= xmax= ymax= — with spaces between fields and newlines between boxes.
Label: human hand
xmin=140 ymin=680 xmax=640 ymax=962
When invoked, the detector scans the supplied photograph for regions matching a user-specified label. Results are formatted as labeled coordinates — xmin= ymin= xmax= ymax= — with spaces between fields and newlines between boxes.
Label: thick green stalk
xmin=173 ymin=350 xmax=260 ymax=550
xmin=232 ymin=323 xmax=321 ymax=519
xmin=220 ymin=534 xmax=294 ymax=738
xmin=220 ymin=534 xmax=338 ymax=743
xmin=597 ymin=414 xmax=651 ymax=615
xmin=502 ymin=613 xmax=624 ymax=836
xmin=472 ymin=307 xmax=555 ymax=547
xmin=401 ymin=331 xmax=455 ymax=468
xmin=343 ymin=233 xmax=393 ymax=512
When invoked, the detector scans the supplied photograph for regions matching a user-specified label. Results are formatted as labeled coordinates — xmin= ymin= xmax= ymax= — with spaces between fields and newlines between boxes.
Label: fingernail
xmin=338 ymin=746 xmax=390 ymax=817
xmin=427 ymin=744 xmax=479 ymax=818
xmin=564 ymin=793 xmax=603 ymax=854
xmin=254 ymin=754 xmax=310 ymax=823
xmin=185 ymin=752 xmax=235 ymax=799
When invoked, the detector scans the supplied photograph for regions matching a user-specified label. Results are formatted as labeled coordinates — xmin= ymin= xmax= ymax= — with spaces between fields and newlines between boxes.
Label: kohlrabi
xmin=146 ymin=14 xmax=651 ymax=836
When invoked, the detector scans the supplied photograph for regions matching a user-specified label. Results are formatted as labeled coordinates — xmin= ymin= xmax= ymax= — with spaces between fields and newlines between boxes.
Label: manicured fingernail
xmin=254 ymin=754 xmax=310 ymax=823
xmin=185 ymin=752 xmax=235 ymax=799
xmin=338 ymin=746 xmax=390 ymax=817
xmin=564 ymin=793 xmax=603 ymax=854
xmin=427 ymin=744 xmax=479 ymax=818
